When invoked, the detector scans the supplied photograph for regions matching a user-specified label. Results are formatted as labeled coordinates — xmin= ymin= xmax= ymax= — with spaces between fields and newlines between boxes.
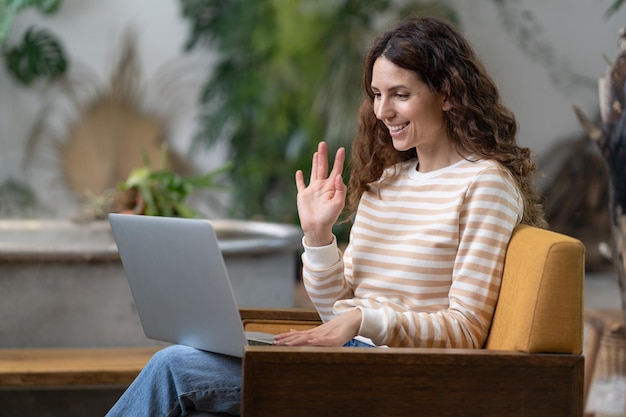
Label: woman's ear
xmin=442 ymin=97 xmax=452 ymax=111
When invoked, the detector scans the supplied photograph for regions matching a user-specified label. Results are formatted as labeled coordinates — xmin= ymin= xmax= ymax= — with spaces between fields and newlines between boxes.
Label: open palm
xmin=295 ymin=142 xmax=346 ymax=247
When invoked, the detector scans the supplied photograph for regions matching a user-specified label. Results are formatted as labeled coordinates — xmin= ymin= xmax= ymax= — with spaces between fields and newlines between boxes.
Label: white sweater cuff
xmin=358 ymin=306 xmax=387 ymax=344
xmin=301 ymin=235 xmax=340 ymax=269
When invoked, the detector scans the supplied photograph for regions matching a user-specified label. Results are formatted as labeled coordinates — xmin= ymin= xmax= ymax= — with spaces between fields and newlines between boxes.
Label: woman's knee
xmin=142 ymin=345 xmax=200 ymax=380
xmin=151 ymin=344 xmax=197 ymax=364
xmin=148 ymin=345 xmax=242 ymax=380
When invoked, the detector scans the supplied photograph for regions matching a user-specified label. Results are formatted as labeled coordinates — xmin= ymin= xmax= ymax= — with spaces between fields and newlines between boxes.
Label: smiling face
xmin=371 ymin=56 xmax=451 ymax=154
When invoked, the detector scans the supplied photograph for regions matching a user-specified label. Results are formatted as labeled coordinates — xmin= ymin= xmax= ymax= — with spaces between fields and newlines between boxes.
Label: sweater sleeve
xmin=301 ymin=235 xmax=354 ymax=323
xmin=358 ymin=167 xmax=523 ymax=348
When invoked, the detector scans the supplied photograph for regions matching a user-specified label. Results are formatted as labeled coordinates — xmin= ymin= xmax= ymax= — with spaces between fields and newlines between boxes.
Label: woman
xmin=106 ymin=16 xmax=545 ymax=416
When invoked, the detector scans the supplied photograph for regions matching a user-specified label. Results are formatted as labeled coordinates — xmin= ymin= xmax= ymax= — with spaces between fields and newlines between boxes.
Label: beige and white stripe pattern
xmin=302 ymin=158 xmax=523 ymax=348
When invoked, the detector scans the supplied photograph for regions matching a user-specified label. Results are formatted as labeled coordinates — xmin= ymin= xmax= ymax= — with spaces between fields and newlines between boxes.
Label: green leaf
xmin=0 ymin=5 xmax=17 ymax=43
xmin=0 ymin=0 xmax=62 ymax=44
xmin=136 ymin=183 xmax=158 ymax=216
xmin=33 ymin=0 xmax=62 ymax=14
xmin=184 ymin=161 xmax=233 ymax=188
xmin=4 ymin=27 xmax=68 ymax=85
xmin=172 ymin=201 xmax=196 ymax=218
xmin=123 ymin=166 xmax=151 ymax=189
xmin=154 ymin=191 xmax=173 ymax=217
xmin=605 ymin=0 xmax=625 ymax=18
xmin=6 ymin=0 xmax=62 ymax=13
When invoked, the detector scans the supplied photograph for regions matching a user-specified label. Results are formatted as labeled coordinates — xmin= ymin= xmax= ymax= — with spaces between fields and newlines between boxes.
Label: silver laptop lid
xmin=109 ymin=213 xmax=249 ymax=358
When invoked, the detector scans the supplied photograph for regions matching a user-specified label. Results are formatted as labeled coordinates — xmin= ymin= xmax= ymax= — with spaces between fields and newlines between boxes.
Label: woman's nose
xmin=374 ymin=97 xmax=394 ymax=120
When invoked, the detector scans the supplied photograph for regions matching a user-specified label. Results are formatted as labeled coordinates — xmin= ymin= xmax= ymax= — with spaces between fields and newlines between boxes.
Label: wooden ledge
xmin=0 ymin=347 xmax=162 ymax=388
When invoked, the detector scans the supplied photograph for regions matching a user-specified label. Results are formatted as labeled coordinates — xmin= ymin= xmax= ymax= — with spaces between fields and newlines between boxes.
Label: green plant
xmin=606 ymin=0 xmax=625 ymax=17
xmin=120 ymin=152 xmax=232 ymax=218
xmin=1 ymin=0 xmax=68 ymax=86
xmin=179 ymin=0 xmax=457 ymax=230
xmin=0 ymin=177 xmax=43 ymax=217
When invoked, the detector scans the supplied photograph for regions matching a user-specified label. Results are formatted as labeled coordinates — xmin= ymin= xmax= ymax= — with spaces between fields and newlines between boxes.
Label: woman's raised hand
xmin=295 ymin=141 xmax=346 ymax=247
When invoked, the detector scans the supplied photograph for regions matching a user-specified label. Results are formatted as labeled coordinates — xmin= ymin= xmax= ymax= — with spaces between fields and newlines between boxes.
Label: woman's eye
xmin=373 ymin=93 xmax=381 ymax=99
xmin=396 ymin=93 xmax=410 ymax=99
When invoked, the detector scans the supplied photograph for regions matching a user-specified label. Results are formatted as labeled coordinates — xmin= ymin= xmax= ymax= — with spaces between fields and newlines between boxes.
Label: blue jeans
xmin=106 ymin=340 xmax=373 ymax=416
xmin=343 ymin=338 xmax=375 ymax=347
xmin=105 ymin=345 xmax=242 ymax=417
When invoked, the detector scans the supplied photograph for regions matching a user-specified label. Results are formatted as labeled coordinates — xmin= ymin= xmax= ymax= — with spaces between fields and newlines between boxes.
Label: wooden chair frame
xmin=239 ymin=309 xmax=583 ymax=417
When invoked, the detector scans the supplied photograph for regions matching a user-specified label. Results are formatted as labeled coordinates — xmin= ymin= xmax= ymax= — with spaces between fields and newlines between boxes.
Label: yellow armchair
xmin=239 ymin=225 xmax=585 ymax=417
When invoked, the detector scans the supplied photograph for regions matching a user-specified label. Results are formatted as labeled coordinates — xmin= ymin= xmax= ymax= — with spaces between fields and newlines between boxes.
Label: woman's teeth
xmin=389 ymin=123 xmax=409 ymax=132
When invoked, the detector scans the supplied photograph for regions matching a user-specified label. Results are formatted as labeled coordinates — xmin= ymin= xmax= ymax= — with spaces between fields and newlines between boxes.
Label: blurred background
xmin=1 ymin=0 xmax=624 ymax=235
xmin=2 ymin=0 xmax=625 ymax=294
xmin=2 ymin=1 xmax=626 ymax=415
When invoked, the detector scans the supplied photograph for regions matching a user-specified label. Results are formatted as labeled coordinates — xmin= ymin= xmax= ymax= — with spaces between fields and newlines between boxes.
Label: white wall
xmin=1 ymin=0 xmax=624 ymax=217
xmin=455 ymin=0 xmax=626 ymax=155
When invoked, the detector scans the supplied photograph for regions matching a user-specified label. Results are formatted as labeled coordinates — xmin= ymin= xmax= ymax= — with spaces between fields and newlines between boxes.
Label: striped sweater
xmin=301 ymin=157 xmax=523 ymax=348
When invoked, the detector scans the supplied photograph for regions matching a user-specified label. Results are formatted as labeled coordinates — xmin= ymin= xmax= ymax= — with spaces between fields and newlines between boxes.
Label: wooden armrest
xmin=239 ymin=308 xmax=322 ymax=334
xmin=239 ymin=308 xmax=321 ymax=322
xmin=242 ymin=346 xmax=583 ymax=417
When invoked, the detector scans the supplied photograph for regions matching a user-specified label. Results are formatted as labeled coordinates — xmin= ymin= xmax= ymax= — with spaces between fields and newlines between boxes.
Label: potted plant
xmin=116 ymin=150 xmax=232 ymax=218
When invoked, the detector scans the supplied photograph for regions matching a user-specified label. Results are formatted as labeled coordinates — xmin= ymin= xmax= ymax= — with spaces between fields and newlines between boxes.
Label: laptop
xmin=108 ymin=213 xmax=275 ymax=358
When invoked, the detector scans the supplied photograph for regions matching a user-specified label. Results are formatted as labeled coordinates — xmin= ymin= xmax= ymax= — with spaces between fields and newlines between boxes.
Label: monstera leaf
xmin=1 ymin=0 xmax=66 ymax=85
xmin=4 ymin=27 xmax=67 ymax=85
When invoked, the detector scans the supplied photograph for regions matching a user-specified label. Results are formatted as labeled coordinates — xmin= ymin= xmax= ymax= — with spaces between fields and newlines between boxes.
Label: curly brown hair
xmin=345 ymin=16 xmax=546 ymax=228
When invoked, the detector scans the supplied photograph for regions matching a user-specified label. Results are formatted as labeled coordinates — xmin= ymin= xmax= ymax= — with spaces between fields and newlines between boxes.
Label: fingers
xmin=316 ymin=141 xmax=329 ymax=180
xmin=330 ymin=147 xmax=345 ymax=179
xmin=273 ymin=329 xmax=314 ymax=346
xmin=295 ymin=170 xmax=305 ymax=193
xmin=297 ymin=142 xmax=346 ymax=196
xmin=335 ymin=173 xmax=347 ymax=196
xmin=304 ymin=142 xmax=343 ymax=184
xmin=308 ymin=150 xmax=318 ymax=185
xmin=273 ymin=325 xmax=336 ymax=347
xmin=309 ymin=142 xmax=327 ymax=184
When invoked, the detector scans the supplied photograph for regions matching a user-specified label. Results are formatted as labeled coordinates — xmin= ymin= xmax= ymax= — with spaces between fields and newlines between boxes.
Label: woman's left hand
xmin=273 ymin=309 xmax=362 ymax=347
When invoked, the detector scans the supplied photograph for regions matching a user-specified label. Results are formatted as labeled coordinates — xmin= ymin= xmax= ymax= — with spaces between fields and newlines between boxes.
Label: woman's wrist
xmin=302 ymin=231 xmax=334 ymax=247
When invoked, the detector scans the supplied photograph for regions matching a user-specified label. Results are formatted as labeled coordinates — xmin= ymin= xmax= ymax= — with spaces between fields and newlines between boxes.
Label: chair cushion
xmin=484 ymin=225 xmax=585 ymax=354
